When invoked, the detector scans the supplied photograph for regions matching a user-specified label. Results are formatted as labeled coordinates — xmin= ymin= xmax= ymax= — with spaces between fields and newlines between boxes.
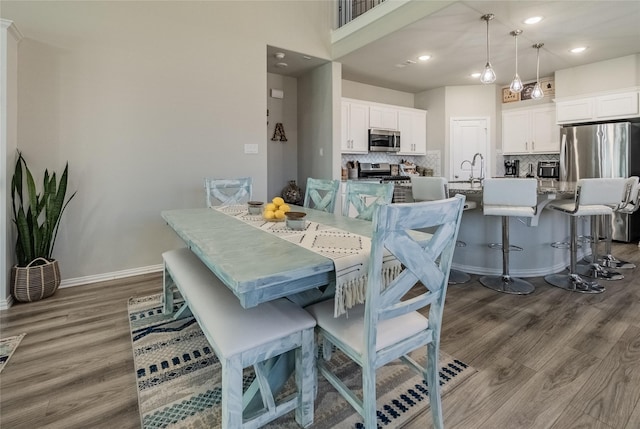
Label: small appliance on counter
xmin=537 ymin=161 xmax=559 ymax=179
xmin=504 ymin=159 xmax=520 ymax=177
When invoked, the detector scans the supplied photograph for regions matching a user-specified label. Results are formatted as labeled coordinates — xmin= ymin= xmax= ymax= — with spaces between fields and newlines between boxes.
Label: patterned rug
xmin=129 ymin=294 xmax=476 ymax=428
xmin=0 ymin=333 xmax=26 ymax=374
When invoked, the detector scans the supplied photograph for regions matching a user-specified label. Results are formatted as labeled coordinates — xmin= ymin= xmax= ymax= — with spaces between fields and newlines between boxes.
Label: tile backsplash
xmin=501 ymin=153 xmax=560 ymax=177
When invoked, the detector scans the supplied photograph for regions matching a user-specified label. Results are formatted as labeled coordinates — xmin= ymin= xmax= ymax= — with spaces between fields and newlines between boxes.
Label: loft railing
xmin=338 ymin=0 xmax=386 ymax=27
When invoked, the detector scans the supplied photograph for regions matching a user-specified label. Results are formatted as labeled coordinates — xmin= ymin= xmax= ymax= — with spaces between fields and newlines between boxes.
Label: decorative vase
xmin=10 ymin=258 xmax=61 ymax=302
xmin=281 ymin=180 xmax=302 ymax=205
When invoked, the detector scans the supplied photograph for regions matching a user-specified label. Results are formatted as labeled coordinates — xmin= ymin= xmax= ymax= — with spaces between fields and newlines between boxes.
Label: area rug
xmin=129 ymin=294 xmax=476 ymax=428
xmin=0 ymin=333 xmax=26 ymax=374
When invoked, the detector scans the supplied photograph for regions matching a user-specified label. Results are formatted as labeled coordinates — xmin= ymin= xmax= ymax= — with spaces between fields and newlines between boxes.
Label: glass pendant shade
xmin=480 ymin=14 xmax=496 ymax=84
xmin=509 ymin=30 xmax=523 ymax=93
xmin=531 ymin=43 xmax=545 ymax=100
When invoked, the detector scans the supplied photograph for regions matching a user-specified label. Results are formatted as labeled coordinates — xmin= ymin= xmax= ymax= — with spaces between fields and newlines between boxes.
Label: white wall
xmin=555 ymin=54 xmax=640 ymax=98
xmin=342 ymin=79 xmax=414 ymax=107
xmin=267 ymin=73 xmax=298 ymax=200
xmin=1 ymin=1 xmax=333 ymax=285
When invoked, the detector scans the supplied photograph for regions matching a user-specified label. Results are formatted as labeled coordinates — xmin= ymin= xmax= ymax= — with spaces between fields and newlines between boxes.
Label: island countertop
xmin=447 ymin=179 xmax=576 ymax=197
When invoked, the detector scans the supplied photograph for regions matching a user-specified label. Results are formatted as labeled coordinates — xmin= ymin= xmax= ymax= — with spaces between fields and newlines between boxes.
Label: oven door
xmin=369 ymin=129 xmax=400 ymax=152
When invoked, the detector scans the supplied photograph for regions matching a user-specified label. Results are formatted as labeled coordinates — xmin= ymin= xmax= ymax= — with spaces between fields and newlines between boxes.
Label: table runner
xmin=214 ymin=205 xmax=402 ymax=317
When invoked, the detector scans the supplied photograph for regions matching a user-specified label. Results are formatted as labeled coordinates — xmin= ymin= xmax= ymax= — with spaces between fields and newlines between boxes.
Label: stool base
xmin=576 ymin=263 xmax=624 ymax=281
xmin=600 ymin=254 xmax=636 ymax=270
xmin=448 ymin=269 xmax=471 ymax=285
xmin=545 ymin=272 xmax=605 ymax=294
xmin=479 ymin=275 xmax=534 ymax=295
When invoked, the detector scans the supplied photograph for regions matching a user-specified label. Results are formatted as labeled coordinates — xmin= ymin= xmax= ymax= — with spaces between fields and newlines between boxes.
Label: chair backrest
xmin=620 ymin=176 xmax=640 ymax=213
xmin=483 ymin=178 xmax=537 ymax=207
xmin=342 ymin=181 xmax=394 ymax=221
xmin=303 ymin=178 xmax=340 ymax=213
xmin=577 ymin=178 xmax=627 ymax=206
xmin=204 ymin=177 xmax=252 ymax=207
xmin=410 ymin=176 xmax=448 ymax=201
xmin=365 ymin=195 xmax=465 ymax=354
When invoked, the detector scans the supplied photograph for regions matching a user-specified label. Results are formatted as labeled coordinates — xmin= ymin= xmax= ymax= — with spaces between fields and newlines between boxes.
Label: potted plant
xmin=10 ymin=151 xmax=76 ymax=302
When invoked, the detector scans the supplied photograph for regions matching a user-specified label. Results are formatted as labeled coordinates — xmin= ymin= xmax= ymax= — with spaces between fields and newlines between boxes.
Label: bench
xmin=162 ymin=248 xmax=316 ymax=428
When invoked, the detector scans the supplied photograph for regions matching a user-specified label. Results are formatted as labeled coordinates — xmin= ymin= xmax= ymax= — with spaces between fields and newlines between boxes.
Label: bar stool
xmin=411 ymin=176 xmax=477 ymax=284
xmin=479 ymin=178 xmax=538 ymax=295
xmin=544 ymin=178 xmax=627 ymax=293
xmin=597 ymin=176 xmax=639 ymax=269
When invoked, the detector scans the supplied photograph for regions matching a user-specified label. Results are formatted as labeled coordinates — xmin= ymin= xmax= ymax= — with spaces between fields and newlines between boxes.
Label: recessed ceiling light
xmin=418 ymin=55 xmax=431 ymax=61
xmin=570 ymin=46 xmax=587 ymax=53
xmin=524 ymin=16 xmax=543 ymax=25
xmin=471 ymin=72 xmax=481 ymax=78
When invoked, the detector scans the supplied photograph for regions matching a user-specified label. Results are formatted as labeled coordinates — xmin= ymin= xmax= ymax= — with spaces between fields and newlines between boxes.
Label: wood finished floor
xmin=1 ymin=242 xmax=639 ymax=428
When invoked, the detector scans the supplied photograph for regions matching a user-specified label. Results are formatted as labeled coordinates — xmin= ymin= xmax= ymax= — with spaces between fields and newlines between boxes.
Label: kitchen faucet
xmin=460 ymin=159 xmax=474 ymax=181
xmin=471 ymin=152 xmax=485 ymax=185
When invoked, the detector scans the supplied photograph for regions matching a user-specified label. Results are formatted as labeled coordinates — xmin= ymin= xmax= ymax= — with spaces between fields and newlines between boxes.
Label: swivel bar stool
xmin=479 ymin=178 xmax=538 ymax=294
xmin=411 ymin=176 xmax=477 ymax=284
xmin=545 ymin=178 xmax=627 ymax=293
xmin=597 ymin=176 xmax=639 ymax=269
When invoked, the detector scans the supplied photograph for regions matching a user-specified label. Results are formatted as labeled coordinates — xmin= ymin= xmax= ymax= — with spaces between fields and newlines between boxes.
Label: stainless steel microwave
xmin=368 ymin=129 xmax=400 ymax=152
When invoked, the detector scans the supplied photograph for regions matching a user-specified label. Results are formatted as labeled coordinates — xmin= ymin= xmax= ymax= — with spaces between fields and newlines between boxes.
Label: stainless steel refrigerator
xmin=559 ymin=121 xmax=640 ymax=242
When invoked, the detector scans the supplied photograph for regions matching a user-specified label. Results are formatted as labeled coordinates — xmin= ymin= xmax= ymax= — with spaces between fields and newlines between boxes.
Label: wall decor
xmin=502 ymin=87 xmax=520 ymax=103
xmin=271 ymin=122 xmax=287 ymax=142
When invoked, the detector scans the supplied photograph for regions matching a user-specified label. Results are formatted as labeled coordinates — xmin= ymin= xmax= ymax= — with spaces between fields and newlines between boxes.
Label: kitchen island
xmin=445 ymin=179 xmax=586 ymax=277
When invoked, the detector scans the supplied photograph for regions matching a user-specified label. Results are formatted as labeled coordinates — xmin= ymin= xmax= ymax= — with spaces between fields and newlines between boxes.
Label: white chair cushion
xmin=163 ymin=248 xmax=316 ymax=359
xmin=484 ymin=205 xmax=535 ymax=217
xmin=305 ymin=299 xmax=429 ymax=355
xmin=483 ymin=178 xmax=537 ymax=207
xmin=578 ymin=178 xmax=626 ymax=206
xmin=546 ymin=200 xmax=613 ymax=216
xmin=411 ymin=176 xmax=447 ymax=201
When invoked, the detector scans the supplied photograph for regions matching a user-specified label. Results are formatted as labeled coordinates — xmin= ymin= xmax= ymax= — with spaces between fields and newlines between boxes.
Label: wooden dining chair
xmin=342 ymin=181 xmax=394 ymax=221
xmin=205 ymin=177 xmax=252 ymax=207
xmin=303 ymin=178 xmax=340 ymax=213
xmin=306 ymin=195 xmax=466 ymax=429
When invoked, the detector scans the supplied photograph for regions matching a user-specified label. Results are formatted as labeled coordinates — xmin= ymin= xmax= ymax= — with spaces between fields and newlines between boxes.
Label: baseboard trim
xmin=0 ymin=295 xmax=14 ymax=311
xmin=59 ymin=264 xmax=164 ymax=288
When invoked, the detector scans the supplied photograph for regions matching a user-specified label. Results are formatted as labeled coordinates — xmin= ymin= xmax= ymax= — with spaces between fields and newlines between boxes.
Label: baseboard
xmin=59 ymin=264 xmax=164 ymax=288
xmin=0 ymin=294 xmax=14 ymax=311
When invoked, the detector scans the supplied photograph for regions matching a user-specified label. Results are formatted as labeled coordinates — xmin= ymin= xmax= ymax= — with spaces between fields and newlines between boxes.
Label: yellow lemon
xmin=272 ymin=197 xmax=285 ymax=207
xmin=264 ymin=210 xmax=275 ymax=220
xmin=274 ymin=209 xmax=285 ymax=219
xmin=265 ymin=203 xmax=277 ymax=212
xmin=279 ymin=204 xmax=291 ymax=213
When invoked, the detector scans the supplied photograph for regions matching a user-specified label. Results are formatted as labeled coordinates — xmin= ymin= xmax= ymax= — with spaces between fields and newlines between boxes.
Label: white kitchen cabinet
xmin=502 ymin=105 xmax=559 ymax=154
xmin=397 ymin=108 xmax=427 ymax=155
xmin=369 ymin=105 xmax=398 ymax=130
xmin=556 ymin=90 xmax=640 ymax=124
xmin=341 ymin=99 xmax=369 ymax=153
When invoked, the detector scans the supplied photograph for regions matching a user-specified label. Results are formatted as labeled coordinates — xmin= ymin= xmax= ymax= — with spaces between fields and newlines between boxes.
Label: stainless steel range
xmin=358 ymin=162 xmax=413 ymax=202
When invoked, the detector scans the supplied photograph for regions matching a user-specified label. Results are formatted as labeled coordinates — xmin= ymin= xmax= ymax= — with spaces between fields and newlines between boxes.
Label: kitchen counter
xmin=447 ymin=179 xmax=575 ymax=196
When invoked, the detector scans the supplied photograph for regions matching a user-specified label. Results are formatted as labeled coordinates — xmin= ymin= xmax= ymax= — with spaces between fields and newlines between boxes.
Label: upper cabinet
xmin=502 ymin=104 xmax=560 ymax=154
xmin=369 ymin=105 xmax=398 ymax=130
xmin=341 ymin=99 xmax=369 ymax=153
xmin=556 ymin=89 xmax=640 ymax=124
xmin=397 ymin=108 xmax=427 ymax=155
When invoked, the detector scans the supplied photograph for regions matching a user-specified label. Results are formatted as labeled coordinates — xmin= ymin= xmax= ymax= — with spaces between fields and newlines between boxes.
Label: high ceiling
xmin=269 ymin=1 xmax=640 ymax=94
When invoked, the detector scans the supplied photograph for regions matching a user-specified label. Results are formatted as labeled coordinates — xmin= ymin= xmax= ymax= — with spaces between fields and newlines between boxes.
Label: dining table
xmin=161 ymin=204 xmax=382 ymax=414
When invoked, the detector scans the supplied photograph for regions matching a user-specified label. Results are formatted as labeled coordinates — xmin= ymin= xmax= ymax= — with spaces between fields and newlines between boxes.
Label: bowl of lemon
xmin=263 ymin=197 xmax=291 ymax=222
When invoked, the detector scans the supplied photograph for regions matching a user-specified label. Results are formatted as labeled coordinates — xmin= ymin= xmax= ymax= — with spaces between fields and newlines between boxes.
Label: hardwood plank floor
xmin=1 ymin=243 xmax=639 ymax=428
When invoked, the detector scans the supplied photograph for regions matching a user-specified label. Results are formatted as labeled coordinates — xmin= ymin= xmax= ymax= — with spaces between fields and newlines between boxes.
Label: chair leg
xmin=426 ymin=342 xmax=444 ymax=429
xmin=598 ymin=214 xmax=636 ymax=269
xmin=221 ymin=357 xmax=244 ymax=429
xmin=479 ymin=216 xmax=534 ymax=295
xmin=362 ymin=359 xmax=377 ymax=429
xmin=576 ymin=215 xmax=624 ymax=280
xmin=295 ymin=329 xmax=315 ymax=428
xmin=545 ymin=216 xmax=605 ymax=293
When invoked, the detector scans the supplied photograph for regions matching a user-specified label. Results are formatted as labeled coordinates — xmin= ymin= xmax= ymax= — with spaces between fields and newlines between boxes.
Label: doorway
xmin=450 ymin=117 xmax=490 ymax=182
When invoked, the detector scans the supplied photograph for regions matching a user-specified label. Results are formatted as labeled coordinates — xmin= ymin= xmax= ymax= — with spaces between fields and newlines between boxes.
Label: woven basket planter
xmin=10 ymin=258 xmax=61 ymax=302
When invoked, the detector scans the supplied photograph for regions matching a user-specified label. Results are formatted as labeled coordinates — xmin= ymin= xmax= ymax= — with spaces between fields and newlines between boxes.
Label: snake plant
xmin=11 ymin=151 xmax=76 ymax=267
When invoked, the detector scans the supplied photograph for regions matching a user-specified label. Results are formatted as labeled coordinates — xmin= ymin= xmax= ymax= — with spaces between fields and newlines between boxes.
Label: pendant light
xmin=531 ymin=43 xmax=545 ymax=99
xmin=509 ymin=30 xmax=523 ymax=93
xmin=480 ymin=14 xmax=496 ymax=84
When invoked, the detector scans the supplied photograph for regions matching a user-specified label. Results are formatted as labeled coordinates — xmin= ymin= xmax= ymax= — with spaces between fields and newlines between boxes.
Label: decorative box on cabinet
xmin=341 ymin=99 xmax=369 ymax=153
xmin=397 ymin=109 xmax=427 ymax=155
xmin=556 ymin=90 xmax=640 ymax=124
xmin=502 ymin=105 xmax=559 ymax=154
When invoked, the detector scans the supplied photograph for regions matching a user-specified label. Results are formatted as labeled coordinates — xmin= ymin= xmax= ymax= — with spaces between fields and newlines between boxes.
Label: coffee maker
xmin=504 ymin=159 xmax=519 ymax=177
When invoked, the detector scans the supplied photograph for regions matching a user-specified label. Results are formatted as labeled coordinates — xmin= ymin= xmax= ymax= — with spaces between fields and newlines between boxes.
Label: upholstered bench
xmin=162 ymin=248 xmax=316 ymax=428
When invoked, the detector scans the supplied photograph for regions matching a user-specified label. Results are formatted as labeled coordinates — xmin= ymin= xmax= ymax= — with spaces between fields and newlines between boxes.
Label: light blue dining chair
xmin=204 ymin=177 xmax=252 ymax=207
xmin=303 ymin=178 xmax=340 ymax=213
xmin=342 ymin=181 xmax=394 ymax=221
xmin=306 ymin=195 xmax=466 ymax=429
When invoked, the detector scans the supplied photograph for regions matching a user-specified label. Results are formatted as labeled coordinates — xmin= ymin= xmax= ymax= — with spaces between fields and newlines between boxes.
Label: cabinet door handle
xmin=525 ymin=141 xmax=528 ymax=151
xmin=532 ymin=141 xmax=535 ymax=151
